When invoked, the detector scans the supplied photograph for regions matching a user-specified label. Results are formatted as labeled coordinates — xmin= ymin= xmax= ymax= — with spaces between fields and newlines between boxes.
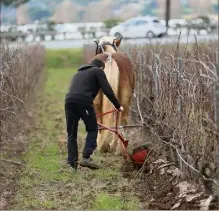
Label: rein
xmin=96 ymin=109 xmax=120 ymax=136
xmin=96 ymin=109 xmax=144 ymax=155
xmin=97 ymin=109 xmax=129 ymax=150
xmin=97 ymin=109 xmax=143 ymax=130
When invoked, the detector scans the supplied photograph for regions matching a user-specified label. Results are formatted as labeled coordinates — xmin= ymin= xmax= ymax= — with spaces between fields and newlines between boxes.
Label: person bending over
xmin=65 ymin=58 xmax=123 ymax=170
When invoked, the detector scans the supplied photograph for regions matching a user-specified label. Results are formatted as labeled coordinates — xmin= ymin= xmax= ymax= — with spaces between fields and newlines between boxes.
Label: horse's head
xmin=93 ymin=36 xmax=123 ymax=55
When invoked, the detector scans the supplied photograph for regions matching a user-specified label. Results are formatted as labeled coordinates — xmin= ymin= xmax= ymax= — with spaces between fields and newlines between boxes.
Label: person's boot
xmin=79 ymin=157 xmax=101 ymax=170
xmin=67 ymin=159 xmax=78 ymax=171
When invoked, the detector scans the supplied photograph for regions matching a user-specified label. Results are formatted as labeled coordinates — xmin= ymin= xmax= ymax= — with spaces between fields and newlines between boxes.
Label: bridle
xmin=93 ymin=37 xmax=134 ymax=94
xmin=94 ymin=40 xmax=118 ymax=55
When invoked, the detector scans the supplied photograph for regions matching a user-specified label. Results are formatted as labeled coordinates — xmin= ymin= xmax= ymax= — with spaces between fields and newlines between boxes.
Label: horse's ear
xmin=115 ymin=36 xmax=123 ymax=47
xmin=93 ymin=39 xmax=99 ymax=46
xmin=94 ymin=39 xmax=99 ymax=55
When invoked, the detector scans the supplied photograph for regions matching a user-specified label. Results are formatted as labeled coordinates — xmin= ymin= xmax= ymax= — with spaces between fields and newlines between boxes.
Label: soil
xmin=121 ymin=157 xmax=219 ymax=210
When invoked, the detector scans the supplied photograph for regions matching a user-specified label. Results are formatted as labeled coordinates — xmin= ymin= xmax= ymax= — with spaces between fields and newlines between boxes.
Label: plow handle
xmin=96 ymin=109 xmax=118 ymax=119
xmin=96 ymin=109 xmax=131 ymax=161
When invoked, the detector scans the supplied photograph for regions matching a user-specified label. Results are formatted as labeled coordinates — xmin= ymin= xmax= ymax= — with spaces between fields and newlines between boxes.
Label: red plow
xmin=97 ymin=109 xmax=149 ymax=167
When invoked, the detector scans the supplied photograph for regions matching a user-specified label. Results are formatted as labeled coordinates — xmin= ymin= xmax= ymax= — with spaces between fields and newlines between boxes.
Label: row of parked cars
xmin=109 ymin=16 xmax=167 ymax=39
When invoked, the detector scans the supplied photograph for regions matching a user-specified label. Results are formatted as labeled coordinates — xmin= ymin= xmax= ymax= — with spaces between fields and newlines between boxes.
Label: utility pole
xmin=165 ymin=0 xmax=171 ymax=30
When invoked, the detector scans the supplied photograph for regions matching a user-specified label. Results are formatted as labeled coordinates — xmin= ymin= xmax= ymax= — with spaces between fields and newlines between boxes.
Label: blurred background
xmin=0 ymin=0 xmax=218 ymax=48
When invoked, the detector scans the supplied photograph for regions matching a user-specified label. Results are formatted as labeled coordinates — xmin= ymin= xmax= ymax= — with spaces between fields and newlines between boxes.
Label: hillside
xmin=1 ymin=0 xmax=218 ymax=24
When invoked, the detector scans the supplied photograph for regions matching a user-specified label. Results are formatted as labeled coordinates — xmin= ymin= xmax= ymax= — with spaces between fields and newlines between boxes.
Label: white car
xmin=109 ymin=16 xmax=167 ymax=39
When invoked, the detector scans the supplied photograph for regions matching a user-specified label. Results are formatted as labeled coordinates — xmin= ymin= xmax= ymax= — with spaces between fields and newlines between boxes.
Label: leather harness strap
xmin=95 ymin=43 xmax=135 ymax=94
xmin=95 ymin=42 xmax=117 ymax=55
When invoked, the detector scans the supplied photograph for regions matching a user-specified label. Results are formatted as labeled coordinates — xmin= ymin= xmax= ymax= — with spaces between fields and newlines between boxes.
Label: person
xmin=65 ymin=58 xmax=123 ymax=170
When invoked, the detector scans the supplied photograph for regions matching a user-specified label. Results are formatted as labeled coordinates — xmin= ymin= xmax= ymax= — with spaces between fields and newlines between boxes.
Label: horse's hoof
xmin=115 ymin=151 xmax=122 ymax=156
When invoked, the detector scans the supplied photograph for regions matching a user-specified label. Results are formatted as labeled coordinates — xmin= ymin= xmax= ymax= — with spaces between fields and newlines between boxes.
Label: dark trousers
xmin=65 ymin=103 xmax=98 ymax=164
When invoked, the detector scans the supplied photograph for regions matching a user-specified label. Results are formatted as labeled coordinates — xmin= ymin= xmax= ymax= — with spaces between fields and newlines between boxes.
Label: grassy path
xmin=10 ymin=67 xmax=140 ymax=210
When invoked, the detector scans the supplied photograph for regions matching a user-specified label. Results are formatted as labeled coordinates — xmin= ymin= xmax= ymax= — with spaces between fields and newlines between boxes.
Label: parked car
xmin=109 ymin=16 xmax=167 ymax=39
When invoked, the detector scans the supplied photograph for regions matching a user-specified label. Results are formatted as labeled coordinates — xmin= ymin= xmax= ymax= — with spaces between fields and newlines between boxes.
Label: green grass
xmin=11 ymin=57 xmax=140 ymax=209
xmin=46 ymin=48 xmax=83 ymax=69
xmin=92 ymin=193 xmax=139 ymax=210
xmin=11 ymin=68 xmax=78 ymax=209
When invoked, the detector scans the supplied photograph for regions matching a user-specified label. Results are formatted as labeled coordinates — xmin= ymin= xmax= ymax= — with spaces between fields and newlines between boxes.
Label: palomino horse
xmin=91 ymin=36 xmax=135 ymax=155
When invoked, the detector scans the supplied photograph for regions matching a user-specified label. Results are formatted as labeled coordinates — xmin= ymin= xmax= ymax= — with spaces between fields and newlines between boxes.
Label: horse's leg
xmin=99 ymin=91 xmax=118 ymax=153
xmin=115 ymin=85 xmax=133 ymax=156
xmin=97 ymin=99 xmax=113 ymax=152
xmin=93 ymin=90 xmax=102 ymax=118
xmin=110 ymin=86 xmax=131 ymax=156
xmin=93 ymin=91 xmax=103 ymax=151
xmin=109 ymin=112 xmax=121 ymax=154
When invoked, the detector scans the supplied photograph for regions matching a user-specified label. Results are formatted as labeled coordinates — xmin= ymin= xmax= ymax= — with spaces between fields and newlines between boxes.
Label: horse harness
xmin=95 ymin=41 xmax=118 ymax=55
xmin=95 ymin=42 xmax=135 ymax=94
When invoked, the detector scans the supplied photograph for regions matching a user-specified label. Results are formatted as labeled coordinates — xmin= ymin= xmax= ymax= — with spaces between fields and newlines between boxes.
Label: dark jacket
xmin=65 ymin=65 xmax=121 ymax=109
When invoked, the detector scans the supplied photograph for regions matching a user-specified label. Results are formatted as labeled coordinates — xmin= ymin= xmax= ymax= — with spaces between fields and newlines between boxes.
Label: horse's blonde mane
xmin=102 ymin=57 xmax=120 ymax=110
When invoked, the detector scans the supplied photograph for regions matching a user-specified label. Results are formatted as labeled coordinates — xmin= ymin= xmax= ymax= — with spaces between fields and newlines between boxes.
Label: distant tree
xmin=102 ymin=18 xmax=122 ymax=35
xmin=87 ymin=26 xmax=96 ymax=38
xmin=78 ymin=26 xmax=86 ymax=39
xmin=47 ymin=20 xmax=56 ymax=31
xmin=29 ymin=7 xmax=51 ymax=21
xmin=103 ymin=18 xmax=121 ymax=29
xmin=197 ymin=15 xmax=210 ymax=25
xmin=2 ymin=0 xmax=30 ymax=7
xmin=141 ymin=1 xmax=157 ymax=16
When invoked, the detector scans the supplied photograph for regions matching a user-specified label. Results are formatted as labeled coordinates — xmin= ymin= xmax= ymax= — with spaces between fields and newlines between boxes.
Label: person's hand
xmin=118 ymin=106 xmax=124 ymax=112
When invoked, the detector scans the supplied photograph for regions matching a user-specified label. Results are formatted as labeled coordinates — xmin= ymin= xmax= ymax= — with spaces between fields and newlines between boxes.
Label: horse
xmin=90 ymin=36 xmax=135 ymax=155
